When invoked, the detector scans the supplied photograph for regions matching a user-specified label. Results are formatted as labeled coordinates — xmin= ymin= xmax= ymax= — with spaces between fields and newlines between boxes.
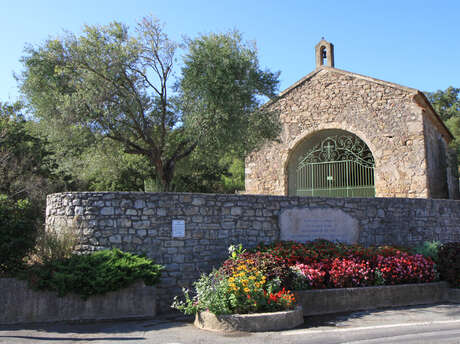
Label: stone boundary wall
xmin=46 ymin=192 xmax=460 ymax=312
xmin=0 ymin=279 xmax=156 ymax=325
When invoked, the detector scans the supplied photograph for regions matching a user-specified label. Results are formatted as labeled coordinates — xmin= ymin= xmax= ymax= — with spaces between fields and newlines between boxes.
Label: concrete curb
xmin=194 ymin=306 xmax=304 ymax=332
xmin=295 ymin=282 xmax=450 ymax=316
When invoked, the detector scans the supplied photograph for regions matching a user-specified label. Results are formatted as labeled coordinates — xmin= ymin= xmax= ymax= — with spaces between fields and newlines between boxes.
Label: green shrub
xmin=23 ymin=248 xmax=163 ymax=298
xmin=414 ymin=241 xmax=441 ymax=263
xmin=0 ymin=196 xmax=37 ymax=275
xmin=173 ymin=270 xmax=232 ymax=315
xmin=438 ymin=243 xmax=460 ymax=288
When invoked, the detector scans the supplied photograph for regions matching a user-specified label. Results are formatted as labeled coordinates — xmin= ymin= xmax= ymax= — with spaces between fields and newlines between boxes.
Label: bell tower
xmin=315 ymin=38 xmax=334 ymax=68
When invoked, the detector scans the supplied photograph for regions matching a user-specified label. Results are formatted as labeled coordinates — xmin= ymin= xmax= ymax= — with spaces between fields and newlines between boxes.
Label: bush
xmin=220 ymin=251 xmax=294 ymax=288
xmin=22 ymin=248 xmax=163 ymax=299
xmin=438 ymin=243 xmax=460 ymax=287
xmin=375 ymin=253 xmax=436 ymax=285
xmin=172 ymin=270 xmax=232 ymax=315
xmin=414 ymin=241 xmax=441 ymax=263
xmin=291 ymin=263 xmax=327 ymax=289
xmin=330 ymin=257 xmax=374 ymax=288
xmin=172 ymin=262 xmax=295 ymax=315
xmin=0 ymin=196 xmax=37 ymax=275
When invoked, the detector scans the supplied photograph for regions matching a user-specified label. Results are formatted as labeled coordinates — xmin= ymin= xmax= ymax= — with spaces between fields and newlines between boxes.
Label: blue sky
xmin=1 ymin=0 xmax=459 ymax=103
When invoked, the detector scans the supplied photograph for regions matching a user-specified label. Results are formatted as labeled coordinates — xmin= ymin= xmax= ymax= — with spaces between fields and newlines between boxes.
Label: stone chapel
xmin=245 ymin=40 xmax=459 ymax=199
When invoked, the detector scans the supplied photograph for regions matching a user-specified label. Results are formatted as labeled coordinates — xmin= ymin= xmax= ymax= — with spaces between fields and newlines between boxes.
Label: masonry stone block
xmin=100 ymin=207 xmax=114 ymax=215
xmin=109 ymin=235 xmax=122 ymax=244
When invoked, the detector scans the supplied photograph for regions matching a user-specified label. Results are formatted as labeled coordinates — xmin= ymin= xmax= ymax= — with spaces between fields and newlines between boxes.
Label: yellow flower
xmin=244 ymin=287 xmax=250 ymax=293
xmin=228 ymin=277 xmax=235 ymax=282
xmin=249 ymin=276 xmax=256 ymax=280
xmin=255 ymin=282 xmax=260 ymax=288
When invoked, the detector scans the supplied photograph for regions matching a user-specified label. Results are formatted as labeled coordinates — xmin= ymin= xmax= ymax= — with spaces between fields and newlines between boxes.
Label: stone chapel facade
xmin=245 ymin=40 xmax=459 ymax=199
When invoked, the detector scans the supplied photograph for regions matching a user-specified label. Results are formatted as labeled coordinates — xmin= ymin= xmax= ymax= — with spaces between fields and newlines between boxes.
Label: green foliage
xmin=23 ymin=248 xmax=164 ymax=298
xmin=414 ymin=241 xmax=441 ymax=263
xmin=445 ymin=116 xmax=460 ymax=173
xmin=437 ymin=242 xmax=460 ymax=288
xmin=0 ymin=102 xmax=66 ymax=207
xmin=19 ymin=17 xmax=281 ymax=192
xmin=427 ymin=86 xmax=460 ymax=173
xmin=426 ymin=87 xmax=460 ymax=122
xmin=228 ymin=243 xmax=246 ymax=260
xmin=172 ymin=270 xmax=232 ymax=315
xmin=180 ymin=30 xmax=281 ymax=157
xmin=76 ymin=141 xmax=154 ymax=191
xmin=171 ymin=150 xmax=244 ymax=193
xmin=220 ymin=155 xmax=245 ymax=192
xmin=0 ymin=196 xmax=38 ymax=275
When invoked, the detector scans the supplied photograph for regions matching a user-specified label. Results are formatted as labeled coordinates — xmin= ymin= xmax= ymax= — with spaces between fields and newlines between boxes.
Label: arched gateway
xmin=288 ymin=130 xmax=375 ymax=197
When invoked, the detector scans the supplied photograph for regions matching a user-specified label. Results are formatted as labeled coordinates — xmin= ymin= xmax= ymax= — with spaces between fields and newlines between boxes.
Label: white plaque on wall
xmin=172 ymin=219 xmax=185 ymax=238
xmin=279 ymin=208 xmax=359 ymax=244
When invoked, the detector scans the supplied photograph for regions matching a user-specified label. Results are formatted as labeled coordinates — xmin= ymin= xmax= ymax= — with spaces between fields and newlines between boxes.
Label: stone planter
xmin=449 ymin=288 xmax=460 ymax=303
xmin=295 ymin=282 xmax=450 ymax=316
xmin=0 ymin=278 xmax=157 ymax=325
xmin=194 ymin=306 xmax=304 ymax=332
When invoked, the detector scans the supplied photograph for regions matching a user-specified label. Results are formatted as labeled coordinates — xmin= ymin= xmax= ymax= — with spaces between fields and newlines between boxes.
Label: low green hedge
xmin=22 ymin=248 xmax=163 ymax=299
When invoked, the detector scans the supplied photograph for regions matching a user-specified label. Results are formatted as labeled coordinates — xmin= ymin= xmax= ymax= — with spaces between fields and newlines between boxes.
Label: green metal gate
xmin=296 ymin=135 xmax=375 ymax=197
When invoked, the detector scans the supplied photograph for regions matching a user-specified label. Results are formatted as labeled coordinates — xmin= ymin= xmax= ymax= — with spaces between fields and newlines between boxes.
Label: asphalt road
xmin=1 ymin=304 xmax=460 ymax=344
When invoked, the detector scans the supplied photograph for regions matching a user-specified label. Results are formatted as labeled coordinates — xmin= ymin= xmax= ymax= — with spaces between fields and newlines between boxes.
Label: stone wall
xmin=245 ymin=67 xmax=455 ymax=199
xmin=46 ymin=192 xmax=460 ymax=313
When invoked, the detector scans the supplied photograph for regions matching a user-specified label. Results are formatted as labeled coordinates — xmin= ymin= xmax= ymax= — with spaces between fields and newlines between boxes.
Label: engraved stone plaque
xmin=279 ymin=208 xmax=359 ymax=244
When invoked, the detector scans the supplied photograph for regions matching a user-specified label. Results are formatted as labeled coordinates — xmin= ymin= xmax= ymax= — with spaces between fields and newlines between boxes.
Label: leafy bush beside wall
xmin=23 ymin=248 xmax=164 ymax=299
xmin=438 ymin=242 xmax=460 ymax=288
xmin=0 ymin=196 xmax=37 ymax=275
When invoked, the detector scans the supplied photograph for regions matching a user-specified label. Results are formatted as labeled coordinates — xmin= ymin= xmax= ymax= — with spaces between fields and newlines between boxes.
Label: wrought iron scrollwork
xmin=297 ymin=135 xmax=374 ymax=168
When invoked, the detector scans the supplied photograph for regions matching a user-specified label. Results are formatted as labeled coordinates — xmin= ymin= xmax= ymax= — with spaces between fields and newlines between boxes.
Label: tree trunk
xmin=152 ymin=158 xmax=174 ymax=192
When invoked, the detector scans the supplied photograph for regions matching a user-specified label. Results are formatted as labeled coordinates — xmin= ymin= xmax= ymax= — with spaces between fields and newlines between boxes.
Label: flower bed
xmin=172 ymin=260 xmax=296 ymax=316
xmin=254 ymin=240 xmax=437 ymax=289
xmin=173 ymin=240 xmax=457 ymax=331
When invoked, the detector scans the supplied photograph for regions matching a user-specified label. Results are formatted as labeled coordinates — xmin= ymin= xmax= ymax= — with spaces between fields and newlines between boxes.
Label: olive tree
xmin=20 ymin=17 xmax=280 ymax=191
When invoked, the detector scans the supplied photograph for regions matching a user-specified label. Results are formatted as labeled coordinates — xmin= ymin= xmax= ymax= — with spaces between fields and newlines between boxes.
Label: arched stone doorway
xmin=287 ymin=129 xmax=375 ymax=197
